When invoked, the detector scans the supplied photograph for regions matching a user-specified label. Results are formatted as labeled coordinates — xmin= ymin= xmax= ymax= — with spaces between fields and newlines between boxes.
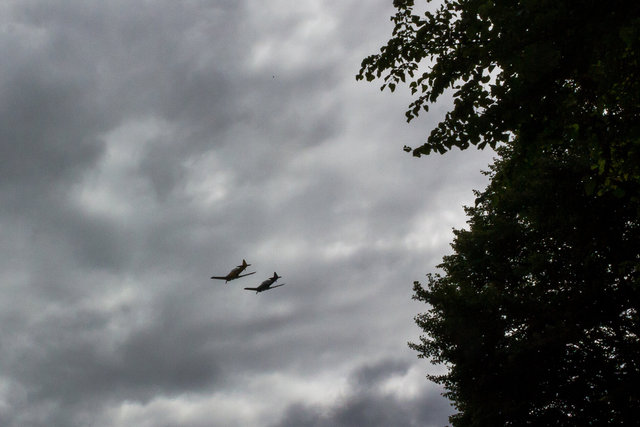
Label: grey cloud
xmin=1 ymin=0 xmax=248 ymax=205
xmin=351 ymin=359 xmax=410 ymax=391
xmin=0 ymin=0 xmax=492 ymax=426
xmin=273 ymin=359 xmax=454 ymax=427
xmin=16 ymin=307 xmax=219 ymax=400
xmin=1 ymin=296 xmax=223 ymax=427
xmin=0 ymin=37 xmax=106 ymax=199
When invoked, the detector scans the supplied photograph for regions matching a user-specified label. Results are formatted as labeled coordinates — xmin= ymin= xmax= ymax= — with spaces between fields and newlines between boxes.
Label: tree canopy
xmin=410 ymin=144 xmax=640 ymax=425
xmin=359 ymin=1 xmax=640 ymax=425
xmin=357 ymin=0 xmax=640 ymax=196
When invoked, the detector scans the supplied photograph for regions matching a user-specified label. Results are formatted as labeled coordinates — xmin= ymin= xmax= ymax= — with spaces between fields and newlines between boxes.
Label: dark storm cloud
xmin=0 ymin=30 xmax=105 ymax=199
xmin=0 ymin=0 xmax=265 ymax=272
xmin=1 ymin=291 xmax=224 ymax=427
xmin=273 ymin=359 xmax=454 ymax=427
xmin=0 ymin=0 xmax=494 ymax=425
xmin=0 ymin=1 xmax=252 ymax=423
xmin=0 ymin=0 xmax=247 ymax=207
xmin=351 ymin=359 xmax=409 ymax=390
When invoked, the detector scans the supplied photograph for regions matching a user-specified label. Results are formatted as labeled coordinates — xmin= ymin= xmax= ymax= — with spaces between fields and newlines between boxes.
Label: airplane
xmin=210 ymin=259 xmax=256 ymax=283
xmin=244 ymin=272 xmax=285 ymax=293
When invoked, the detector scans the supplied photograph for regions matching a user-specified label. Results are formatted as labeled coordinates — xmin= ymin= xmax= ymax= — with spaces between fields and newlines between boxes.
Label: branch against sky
xmin=357 ymin=0 xmax=640 ymax=195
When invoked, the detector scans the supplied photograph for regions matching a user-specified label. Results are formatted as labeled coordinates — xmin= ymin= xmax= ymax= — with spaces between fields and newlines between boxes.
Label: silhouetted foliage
xmin=410 ymin=145 xmax=640 ymax=425
xmin=357 ymin=0 xmax=640 ymax=195
xmin=359 ymin=1 xmax=640 ymax=425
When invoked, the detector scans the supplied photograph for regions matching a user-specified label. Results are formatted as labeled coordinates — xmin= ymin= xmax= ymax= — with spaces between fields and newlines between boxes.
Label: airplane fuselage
xmin=211 ymin=260 xmax=255 ymax=282
xmin=260 ymin=278 xmax=275 ymax=287
xmin=227 ymin=266 xmax=244 ymax=279
xmin=245 ymin=273 xmax=284 ymax=293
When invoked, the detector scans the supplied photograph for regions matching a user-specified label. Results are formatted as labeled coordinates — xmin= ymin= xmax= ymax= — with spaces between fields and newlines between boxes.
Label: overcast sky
xmin=0 ymin=1 xmax=495 ymax=426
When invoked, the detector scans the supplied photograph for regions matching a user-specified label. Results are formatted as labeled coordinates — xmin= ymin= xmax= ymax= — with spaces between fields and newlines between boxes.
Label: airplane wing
xmin=210 ymin=276 xmax=229 ymax=280
xmin=236 ymin=271 xmax=256 ymax=278
xmin=268 ymin=283 xmax=285 ymax=290
xmin=243 ymin=287 xmax=259 ymax=291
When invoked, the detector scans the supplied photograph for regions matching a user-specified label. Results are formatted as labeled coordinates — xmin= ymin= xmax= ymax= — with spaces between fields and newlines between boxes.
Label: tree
xmin=357 ymin=0 xmax=640 ymax=196
xmin=358 ymin=1 xmax=640 ymax=424
xmin=410 ymin=144 xmax=640 ymax=425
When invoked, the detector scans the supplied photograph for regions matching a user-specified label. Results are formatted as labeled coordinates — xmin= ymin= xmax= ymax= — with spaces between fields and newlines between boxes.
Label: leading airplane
xmin=244 ymin=272 xmax=285 ymax=293
xmin=210 ymin=259 xmax=256 ymax=283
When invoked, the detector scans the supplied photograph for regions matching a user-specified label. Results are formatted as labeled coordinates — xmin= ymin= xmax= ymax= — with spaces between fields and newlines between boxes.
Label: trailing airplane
xmin=244 ymin=272 xmax=285 ymax=293
xmin=210 ymin=259 xmax=256 ymax=283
